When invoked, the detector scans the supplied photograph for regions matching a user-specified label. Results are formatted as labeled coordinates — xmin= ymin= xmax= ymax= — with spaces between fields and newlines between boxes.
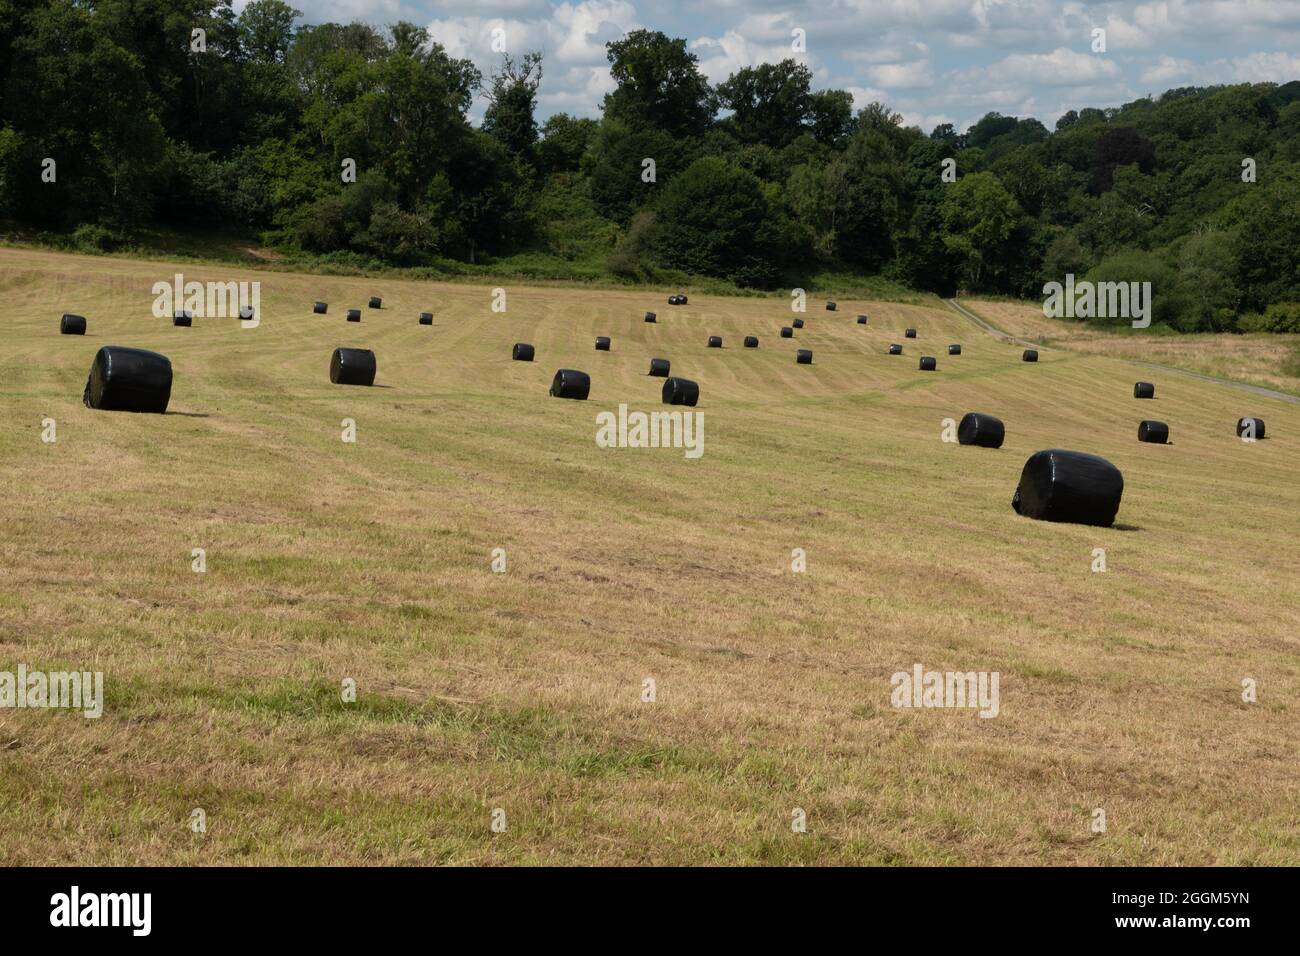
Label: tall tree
xmin=602 ymin=30 xmax=714 ymax=139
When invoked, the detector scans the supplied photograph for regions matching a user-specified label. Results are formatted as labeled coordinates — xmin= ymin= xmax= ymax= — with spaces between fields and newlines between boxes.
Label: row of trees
xmin=2 ymin=0 xmax=1300 ymax=329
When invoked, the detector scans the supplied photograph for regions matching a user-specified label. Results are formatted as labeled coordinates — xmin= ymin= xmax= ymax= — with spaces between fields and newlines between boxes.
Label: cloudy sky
xmin=254 ymin=0 xmax=1300 ymax=132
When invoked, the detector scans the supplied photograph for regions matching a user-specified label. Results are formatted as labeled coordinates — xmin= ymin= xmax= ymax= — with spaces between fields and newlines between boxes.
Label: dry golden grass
xmin=1 ymin=248 xmax=1297 ymax=865
xmin=962 ymin=297 xmax=1300 ymax=395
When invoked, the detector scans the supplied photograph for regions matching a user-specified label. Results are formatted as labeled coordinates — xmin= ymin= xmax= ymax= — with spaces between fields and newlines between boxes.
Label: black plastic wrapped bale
xmin=678 ymin=294 xmax=688 ymax=305
xmin=645 ymin=311 xmax=657 ymax=323
xmin=1237 ymin=417 xmax=1266 ymax=440
xmin=949 ymin=344 xmax=961 ymax=355
xmin=313 ymin=302 xmax=328 ymax=315
xmin=239 ymin=306 xmax=255 ymax=321
xmin=744 ymin=336 xmax=759 ymax=348
xmin=825 ymin=301 xmax=837 ymax=311
xmin=60 ymin=314 xmax=86 ymax=335
xmin=667 ymin=296 xmax=679 ymax=305
xmin=346 ymin=309 xmax=361 ymax=323
xmin=368 ymin=296 xmax=381 ymax=309
xmin=419 ymin=313 xmax=433 ymax=325
xmin=513 ymin=343 xmax=535 ymax=362
xmin=83 ymin=346 xmax=172 ymax=413
xmin=707 ymin=335 xmax=722 ymax=348
xmin=919 ymin=356 xmax=937 ymax=371
xmin=549 ymin=368 xmax=590 ymax=400
xmin=958 ymin=412 xmax=1004 ymax=449
xmin=1022 ymin=349 xmax=1038 ymax=362
xmin=648 ymin=357 xmax=670 ymax=377
xmin=780 ymin=326 xmax=793 ymax=338
xmin=856 ymin=314 xmax=867 ymax=324
xmin=595 ymin=336 xmax=611 ymax=351
xmin=330 ymin=347 xmax=376 ymax=386
xmin=1134 ymin=381 xmax=1154 ymax=399
xmin=1138 ymin=420 xmax=1169 ymax=444
xmin=796 ymin=349 xmax=813 ymax=365
xmin=173 ymin=311 xmax=192 ymax=327
xmin=888 ymin=344 xmax=902 ymax=355
xmin=662 ymin=377 xmax=699 ymax=407
xmin=793 ymin=318 xmax=804 ymax=329
xmin=905 ymin=328 xmax=916 ymax=338
xmin=1011 ymin=449 xmax=1124 ymax=527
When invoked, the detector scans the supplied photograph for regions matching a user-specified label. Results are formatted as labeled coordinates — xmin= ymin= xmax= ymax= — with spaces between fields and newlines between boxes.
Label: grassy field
xmin=962 ymin=297 xmax=1300 ymax=396
xmin=1 ymin=247 xmax=1297 ymax=865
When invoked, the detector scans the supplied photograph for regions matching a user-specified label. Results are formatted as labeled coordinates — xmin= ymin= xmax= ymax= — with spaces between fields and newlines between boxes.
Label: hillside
xmin=1 ymin=247 xmax=1297 ymax=864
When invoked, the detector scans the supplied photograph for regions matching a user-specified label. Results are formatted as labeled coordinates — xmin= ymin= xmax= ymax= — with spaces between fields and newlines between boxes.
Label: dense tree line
xmin=2 ymin=0 xmax=1300 ymax=330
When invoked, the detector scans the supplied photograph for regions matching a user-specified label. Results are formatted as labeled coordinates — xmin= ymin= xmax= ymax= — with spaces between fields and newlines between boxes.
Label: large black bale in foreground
xmin=958 ymin=412 xmax=1004 ymax=448
xmin=83 ymin=346 xmax=172 ymax=413
xmin=662 ymin=377 xmax=699 ymax=406
xmin=1012 ymin=449 xmax=1124 ymax=527
xmin=61 ymin=314 xmax=86 ymax=335
xmin=330 ymin=347 xmax=376 ymax=386
xmin=550 ymin=369 xmax=590 ymax=400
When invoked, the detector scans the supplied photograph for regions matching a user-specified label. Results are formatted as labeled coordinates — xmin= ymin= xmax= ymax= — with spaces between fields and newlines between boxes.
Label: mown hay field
xmin=1 ymin=248 xmax=1297 ymax=864
xmin=963 ymin=297 xmax=1300 ymax=396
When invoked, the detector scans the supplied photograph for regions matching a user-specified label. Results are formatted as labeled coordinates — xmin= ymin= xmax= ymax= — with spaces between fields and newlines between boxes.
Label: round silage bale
xmin=82 ymin=346 xmax=173 ymax=414
xmin=662 ymin=377 xmax=699 ymax=407
xmin=958 ymin=412 xmax=1004 ymax=448
xmin=549 ymin=369 xmax=590 ymax=400
xmin=1237 ymin=417 xmax=1266 ymax=440
xmin=330 ymin=347 xmax=376 ymax=386
xmin=1138 ymin=420 xmax=1169 ymax=444
xmin=1011 ymin=449 xmax=1124 ymax=527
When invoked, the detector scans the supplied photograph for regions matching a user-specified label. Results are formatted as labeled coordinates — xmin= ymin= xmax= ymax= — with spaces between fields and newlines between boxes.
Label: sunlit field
xmin=1 ymin=247 xmax=1297 ymax=865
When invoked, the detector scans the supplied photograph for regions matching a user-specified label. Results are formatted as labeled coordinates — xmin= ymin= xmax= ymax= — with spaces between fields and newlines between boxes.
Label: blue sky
xmin=245 ymin=1 xmax=1300 ymax=132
